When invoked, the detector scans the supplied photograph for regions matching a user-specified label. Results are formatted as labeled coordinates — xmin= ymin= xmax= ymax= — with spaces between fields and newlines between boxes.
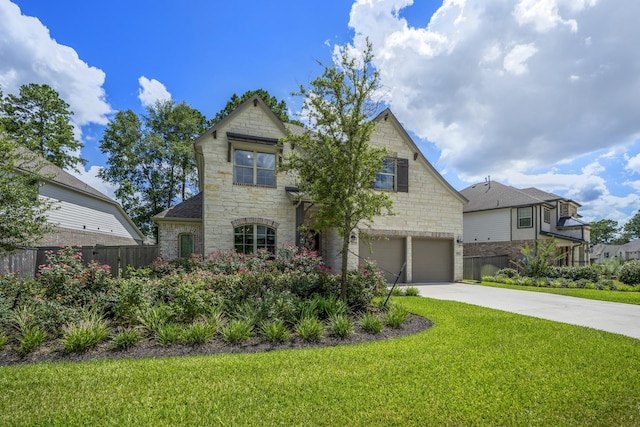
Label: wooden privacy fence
xmin=463 ymin=255 xmax=510 ymax=281
xmin=1 ymin=245 xmax=158 ymax=278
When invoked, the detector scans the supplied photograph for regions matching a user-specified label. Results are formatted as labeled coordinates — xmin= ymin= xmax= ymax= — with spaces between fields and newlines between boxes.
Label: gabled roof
xmin=153 ymin=192 xmax=203 ymax=221
xmin=557 ymin=216 xmax=590 ymax=228
xmin=13 ymin=146 xmax=145 ymax=240
xmin=460 ymin=181 xmax=555 ymax=213
xmin=373 ymin=109 xmax=467 ymax=204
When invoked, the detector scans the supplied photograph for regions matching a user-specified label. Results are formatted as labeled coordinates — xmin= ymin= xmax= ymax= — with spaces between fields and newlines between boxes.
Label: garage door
xmin=359 ymin=237 xmax=406 ymax=283
xmin=412 ymin=238 xmax=453 ymax=282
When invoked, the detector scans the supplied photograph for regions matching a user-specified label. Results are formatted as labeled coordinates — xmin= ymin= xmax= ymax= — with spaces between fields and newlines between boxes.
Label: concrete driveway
xmin=414 ymin=283 xmax=640 ymax=340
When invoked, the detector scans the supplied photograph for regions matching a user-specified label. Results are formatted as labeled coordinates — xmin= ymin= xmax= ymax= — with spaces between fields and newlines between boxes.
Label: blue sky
xmin=1 ymin=0 xmax=639 ymax=226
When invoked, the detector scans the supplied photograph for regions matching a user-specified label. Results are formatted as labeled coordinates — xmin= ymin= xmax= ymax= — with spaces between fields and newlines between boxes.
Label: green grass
xmin=1 ymin=297 xmax=639 ymax=426
xmin=479 ymin=281 xmax=640 ymax=305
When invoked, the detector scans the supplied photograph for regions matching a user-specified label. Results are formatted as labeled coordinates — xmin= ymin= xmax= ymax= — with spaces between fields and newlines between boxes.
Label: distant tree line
xmin=590 ymin=214 xmax=640 ymax=245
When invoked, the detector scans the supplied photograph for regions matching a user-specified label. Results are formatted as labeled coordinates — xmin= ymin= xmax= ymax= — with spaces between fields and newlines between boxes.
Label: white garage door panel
xmin=412 ymin=239 xmax=452 ymax=282
xmin=359 ymin=237 xmax=406 ymax=283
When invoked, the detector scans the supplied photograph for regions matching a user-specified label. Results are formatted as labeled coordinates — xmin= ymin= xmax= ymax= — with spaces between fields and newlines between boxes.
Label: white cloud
xmin=138 ymin=76 xmax=171 ymax=107
xmin=347 ymin=0 xmax=640 ymax=205
xmin=0 ymin=0 xmax=111 ymax=127
xmin=70 ymin=165 xmax=117 ymax=201
xmin=626 ymin=153 xmax=640 ymax=175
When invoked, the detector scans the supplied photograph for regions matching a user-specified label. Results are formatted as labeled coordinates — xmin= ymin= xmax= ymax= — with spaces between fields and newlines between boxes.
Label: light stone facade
xmin=156 ymin=95 xmax=466 ymax=281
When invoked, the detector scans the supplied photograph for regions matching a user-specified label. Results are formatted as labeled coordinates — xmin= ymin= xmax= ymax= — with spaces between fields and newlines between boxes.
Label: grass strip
xmin=478 ymin=281 xmax=640 ymax=305
xmin=1 ymin=297 xmax=639 ymax=426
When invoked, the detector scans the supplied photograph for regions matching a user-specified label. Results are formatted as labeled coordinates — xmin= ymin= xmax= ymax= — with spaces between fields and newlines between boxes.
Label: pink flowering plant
xmin=37 ymin=247 xmax=113 ymax=307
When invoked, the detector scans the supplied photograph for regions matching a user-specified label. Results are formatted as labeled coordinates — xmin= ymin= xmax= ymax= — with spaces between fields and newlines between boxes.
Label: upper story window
xmin=375 ymin=158 xmax=396 ymax=191
xmin=373 ymin=157 xmax=409 ymax=192
xmin=518 ymin=206 xmax=533 ymax=228
xmin=543 ymin=208 xmax=551 ymax=224
xmin=233 ymin=149 xmax=276 ymax=187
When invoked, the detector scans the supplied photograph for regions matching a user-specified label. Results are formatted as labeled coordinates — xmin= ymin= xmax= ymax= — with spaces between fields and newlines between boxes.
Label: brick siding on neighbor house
xmin=38 ymin=226 xmax=140 ymax=247
xmin=463 ymin=240 xmax=529 ymax=263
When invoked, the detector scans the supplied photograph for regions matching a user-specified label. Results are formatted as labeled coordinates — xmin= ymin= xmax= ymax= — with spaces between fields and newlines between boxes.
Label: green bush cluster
xmin=0 ymin=245 xmax=404 ymax=355
xmin=618 ymin=260 xmax=640 ymax=285
xmin=485 ymin=265 xmax=640 ymax=290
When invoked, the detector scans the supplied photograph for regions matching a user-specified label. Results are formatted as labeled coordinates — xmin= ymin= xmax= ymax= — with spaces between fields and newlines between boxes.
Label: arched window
xmin=179 ymin=233 xmax=194 ymax=258
xmin=234 ymin=224 xmax=276 ymax=254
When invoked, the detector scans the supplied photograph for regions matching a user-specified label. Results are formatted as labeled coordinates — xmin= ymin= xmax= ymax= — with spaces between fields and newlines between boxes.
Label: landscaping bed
xmin=0 ymin=312 xmax=430 ymax=366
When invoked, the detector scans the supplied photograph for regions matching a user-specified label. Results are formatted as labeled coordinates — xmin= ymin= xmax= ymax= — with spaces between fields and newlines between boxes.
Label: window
xmin=374 ymin=158 xmax=396 ymax=191
xmin=233 ymin=149 xmax=276 ymax=187
xmin=374 ymin=157 xmax=409 ymax=192
xmin=234 ymin=224 xmax=276 ymax=254
xmin=179 ymin=234 xmax=194 ymax=258
xmin=518 ymin=207 xmax=533 ymax=228
xmin=544 ymin=208 xmax=551 ymax=224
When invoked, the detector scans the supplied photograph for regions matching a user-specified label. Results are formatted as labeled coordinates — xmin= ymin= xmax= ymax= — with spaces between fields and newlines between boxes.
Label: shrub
xmin=61 ymin=309 xmax=109 ymax=353
xmin=496 ymin=268 xmax=519 ymax=278
xmin=260 ymin=319 xmax=290 ymax=343
xmin=385 ymin=303 xmax=409 ymax=328
xmin=619 ymin=260 xmax=640 ymax=285
xmin=222 ymin=319 xmax=253 ymax=344
xmin=136 ymin=305 xmax=174 ymax=337
xmin=328 ymin=313 xmax=353 ymax=339
xmin=111 ymin=328 xmax=140 ymax=350
xmin=111 ymin=278 xmax=148 ymax=326
xmin=37 ymin=247 xmax=113 ymax=307
xmin=17 ymin=325 xmax=46 ymax=355
xmin=295 ymin=316 xmax=324 ymax=342
xmin=182 ymin=320 xmax=216 ymax=345
xmin=360 ymin=311 xmax=384 ymax=334
xmin=390 ymin=286 xmax=404 ymax=296
xmin=405 ymin=287 xmax=419 ymax=297
xmin=0 ymin=331 xmax=8 ymax=350
xmin=155 ymin=323 xmax=183 ymax=346
xmin=313 ymin=294 xmax=348 ymax=320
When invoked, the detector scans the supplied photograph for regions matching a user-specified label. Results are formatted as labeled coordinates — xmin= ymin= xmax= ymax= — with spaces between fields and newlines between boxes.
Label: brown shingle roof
xmin=460 ymin=181 xmax=554 ymax=213
xmin=153 ymin=192 xmax=202 ymax=220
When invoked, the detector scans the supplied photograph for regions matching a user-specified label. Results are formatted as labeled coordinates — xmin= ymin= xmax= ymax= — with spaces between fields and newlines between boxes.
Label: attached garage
xmin=359 ymin=237 xmax=406 ymax=283
xmin=412 ymin=238 xmax=453 ymax=282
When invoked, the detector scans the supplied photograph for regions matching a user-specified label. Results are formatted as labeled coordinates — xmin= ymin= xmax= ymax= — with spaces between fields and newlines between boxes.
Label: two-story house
xmin=154 ymin=94 xmax=467 ymax=283
xmin=461 ymin=180 xmax=590 ymax=266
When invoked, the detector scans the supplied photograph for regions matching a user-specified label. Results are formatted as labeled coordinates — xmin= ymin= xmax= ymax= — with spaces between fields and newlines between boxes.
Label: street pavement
xmin=414 ymin=282 xmax=640 ymax=340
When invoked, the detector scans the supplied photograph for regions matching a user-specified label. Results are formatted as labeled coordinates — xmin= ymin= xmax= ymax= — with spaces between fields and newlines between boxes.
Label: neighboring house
xmin=19 ymin=153 xmax=146 ymax=247
xmin=590 ymin=239 xmax=640 ymax=264
xmin=154 ymin=94 xmax=466 ymax=282
xmin=461 ymin=180 xmax=591 ymax=266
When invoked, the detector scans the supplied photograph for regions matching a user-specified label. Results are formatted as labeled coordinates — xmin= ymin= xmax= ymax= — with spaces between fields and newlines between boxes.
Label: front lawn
xmin=479 ymin=281 xmax=640 ymax=305
xmin=2 ymin=297 xmax=639 ymax=426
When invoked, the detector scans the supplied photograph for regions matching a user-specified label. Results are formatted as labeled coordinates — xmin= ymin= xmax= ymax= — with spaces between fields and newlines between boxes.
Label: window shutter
xmin=397 ymin=158 xmax=409 ymax=192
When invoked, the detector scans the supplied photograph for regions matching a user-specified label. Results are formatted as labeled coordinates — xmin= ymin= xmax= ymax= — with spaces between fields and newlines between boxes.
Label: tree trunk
xmin=340 ymin=233 xmax=350 ymax=302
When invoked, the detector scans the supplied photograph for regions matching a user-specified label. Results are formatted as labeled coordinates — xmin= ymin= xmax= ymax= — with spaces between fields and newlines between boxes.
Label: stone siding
xmin=463 ymin=240 xmax=530 ymax=262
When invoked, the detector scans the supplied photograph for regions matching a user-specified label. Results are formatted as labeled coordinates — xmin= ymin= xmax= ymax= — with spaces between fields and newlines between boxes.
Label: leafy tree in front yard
xmin=279 ymin=40 xmax=394 ymax=301
xmin=0 ymin=137 xmax=54 ymax=252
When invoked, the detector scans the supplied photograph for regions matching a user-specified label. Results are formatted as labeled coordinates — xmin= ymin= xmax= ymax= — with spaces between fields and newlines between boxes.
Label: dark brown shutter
xmin=397 ymin=158 xmax=409 ymax=192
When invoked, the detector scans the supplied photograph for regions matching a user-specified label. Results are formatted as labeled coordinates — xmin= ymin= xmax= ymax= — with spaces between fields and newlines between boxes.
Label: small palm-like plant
xmin=222 ymin=319 xmax=253 ymax=344
xmin=295 ymin=316 xmax=324 ymax=342
xmin=385 ymin=303 xmax=409 ymax=328
xmin=360 ymin=311 xmax=383 ymax=334
xmin=260 ymin=319 xmax=290 ymax=343
xmin=111 ymin=328 xmax=140 ymax=350
xmin=182 ymin=320 xmax=216 ymax=345
xmin=328 ymin=313 xmax=353 ymax=339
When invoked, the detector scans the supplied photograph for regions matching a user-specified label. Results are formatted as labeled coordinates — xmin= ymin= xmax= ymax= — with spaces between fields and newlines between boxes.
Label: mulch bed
xmin=0 ymin=314 xmax=432 ymax=367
